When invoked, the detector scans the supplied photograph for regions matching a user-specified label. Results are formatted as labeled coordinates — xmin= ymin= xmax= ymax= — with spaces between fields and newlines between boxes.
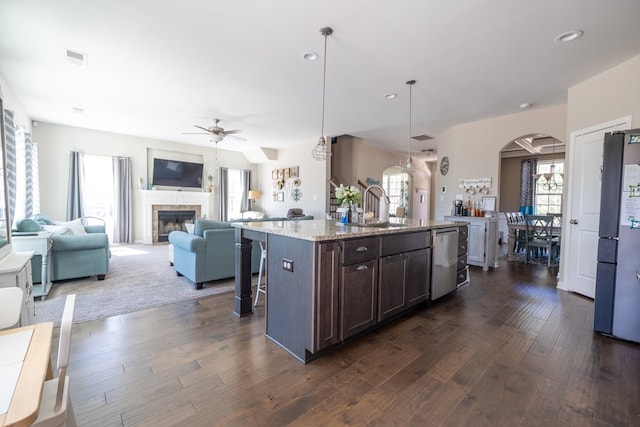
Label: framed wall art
xmin=284 ymin=168 xmax=290 ymax=179
xmin=290 ymin=166 xmax=299 ymax=178
xmin=277 ymin=191 xmax=285 ymax=202
xmin=278 ymin=169 xmax=284 ymax=179
xmin=272 ymin=169 xmax=278 ymax=180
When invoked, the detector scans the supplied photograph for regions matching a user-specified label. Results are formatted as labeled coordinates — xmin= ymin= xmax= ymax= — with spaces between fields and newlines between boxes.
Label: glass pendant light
xmin=404 ymin=80 xmax=417 ymax=176
xmin=311 ymin=27 xmax=333 ymax=161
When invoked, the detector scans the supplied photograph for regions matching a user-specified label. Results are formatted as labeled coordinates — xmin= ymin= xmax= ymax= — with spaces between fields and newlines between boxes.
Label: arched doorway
xmin=498 ymin=133 xmax=565 ymax=257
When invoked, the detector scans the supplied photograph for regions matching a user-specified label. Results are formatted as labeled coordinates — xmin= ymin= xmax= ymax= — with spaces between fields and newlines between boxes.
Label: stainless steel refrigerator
xmin=594 ymin=128 xmax=640 ymax=343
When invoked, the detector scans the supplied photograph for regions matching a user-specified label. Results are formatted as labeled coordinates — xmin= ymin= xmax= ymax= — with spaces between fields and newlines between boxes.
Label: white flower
xmin=336 ymin=184 xmax=361 ymax=206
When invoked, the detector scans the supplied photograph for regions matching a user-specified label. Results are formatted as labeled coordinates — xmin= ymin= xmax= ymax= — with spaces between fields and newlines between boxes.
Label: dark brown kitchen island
xmin=233 ymin=218 xmax=464 ymax=363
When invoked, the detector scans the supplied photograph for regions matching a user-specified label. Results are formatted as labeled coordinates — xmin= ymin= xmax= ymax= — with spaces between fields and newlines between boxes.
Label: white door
xmin=563 ymin=117 xmax=631 ymax=298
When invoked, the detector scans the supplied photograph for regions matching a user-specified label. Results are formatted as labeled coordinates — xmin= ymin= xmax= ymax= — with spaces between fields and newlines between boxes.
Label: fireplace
xmin=156 ymin=210 xmax=196 ymax=242
xmin=152 ymin=204 xmax=201 ymax=243
xmin=140 ymin=190 xmax=212 ymax=244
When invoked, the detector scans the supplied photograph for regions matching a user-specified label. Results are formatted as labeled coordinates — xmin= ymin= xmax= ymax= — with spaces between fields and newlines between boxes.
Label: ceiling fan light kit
xmin=311 ymin=26 xmax=333 ymax=161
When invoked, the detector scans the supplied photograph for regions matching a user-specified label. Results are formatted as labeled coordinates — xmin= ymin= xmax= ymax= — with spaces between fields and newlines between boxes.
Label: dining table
xmin=0 ymin=322 xmax=53 ymax=427
xmin=506 ymin=222 xmax=562 ymax=261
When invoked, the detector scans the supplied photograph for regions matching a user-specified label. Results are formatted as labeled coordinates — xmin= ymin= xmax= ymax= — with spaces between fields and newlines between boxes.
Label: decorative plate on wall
xmin=440 ymin=156 xmax=450 ymax=176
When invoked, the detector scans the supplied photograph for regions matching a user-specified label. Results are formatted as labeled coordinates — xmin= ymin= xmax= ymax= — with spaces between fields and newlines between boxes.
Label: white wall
xmin=434 ymin=104 xmax=568 ymax=220
xmin=0 ymin=74 xmax=32 ymax=134
xmin=33 ymin=122 xmax=255 ymax=242
xmin=567 ymin=54 xmax=640 ymax=132
xmin=256 ymin=142 xmax=328 ymax=220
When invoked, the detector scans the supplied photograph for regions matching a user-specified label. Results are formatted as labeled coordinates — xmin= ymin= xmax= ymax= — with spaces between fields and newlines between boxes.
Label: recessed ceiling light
xmin=72 ymin=106 xmax=84 ymax=113
xmin=554 ymin=30 xmax=583 ymax=43
xmin=520 ymin=103 xmax=532 ymax=109
xmin=302 ymin=52 xmax=319 ymax=61
xmin=383 ymin=93 xmax=397 ymax=99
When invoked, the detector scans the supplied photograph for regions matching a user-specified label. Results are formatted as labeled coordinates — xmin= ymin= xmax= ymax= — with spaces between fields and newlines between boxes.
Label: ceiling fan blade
xmin=226 ymin=134 xmax=247 ymax=142
xmin=222 ymin=129 xmax=241 ymax=135
xmin=194 ymin=125 xmax=210 ymax=132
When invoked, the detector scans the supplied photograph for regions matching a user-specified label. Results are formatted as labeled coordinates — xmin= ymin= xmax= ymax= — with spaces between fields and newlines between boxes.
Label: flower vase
xmin=340 ymin=202 xmax=352 ymax=224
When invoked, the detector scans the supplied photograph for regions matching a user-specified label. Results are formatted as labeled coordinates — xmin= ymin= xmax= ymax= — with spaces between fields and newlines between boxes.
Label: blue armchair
xmin=169 ymin=219 xmax=263 ymax=289
xmin=16 ymin=215 xmax=110 ymax=282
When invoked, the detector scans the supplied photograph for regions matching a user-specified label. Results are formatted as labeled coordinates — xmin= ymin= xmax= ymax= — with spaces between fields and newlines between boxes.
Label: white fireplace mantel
xmin=140 ymin=190 xmax=213 ymax=244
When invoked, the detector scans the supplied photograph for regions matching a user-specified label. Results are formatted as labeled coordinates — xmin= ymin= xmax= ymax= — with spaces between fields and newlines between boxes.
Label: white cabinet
xmin=0 ymin=252 xmax=35 ymax=327
xmin=445 ymin=216 xmax=498 ymax=271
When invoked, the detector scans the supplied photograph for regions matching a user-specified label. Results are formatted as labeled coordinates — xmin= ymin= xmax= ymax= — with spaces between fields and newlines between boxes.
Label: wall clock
xmin=440 ymin=156 xmax=450 ymax=176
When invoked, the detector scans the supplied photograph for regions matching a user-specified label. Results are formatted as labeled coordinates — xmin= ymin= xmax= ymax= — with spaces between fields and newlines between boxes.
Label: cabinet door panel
xmin=315 ymin=242 xmax=340 ymax=351
xmin=467 ymin=222 xmax=486 ymax=264
xmin=378 ymin=254 xmax=405 ymax=321
xmin=406 ymin=248 xmax=430 ymax=306
xmin=341 ymin=260 xmax=377 ymax=338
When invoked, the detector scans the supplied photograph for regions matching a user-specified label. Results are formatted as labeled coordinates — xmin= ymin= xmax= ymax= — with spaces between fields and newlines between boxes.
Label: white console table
xmin=11 ymin=231 xmax=53 ymax=299
xmin=444 ymin=215 xmax=499 ymax=271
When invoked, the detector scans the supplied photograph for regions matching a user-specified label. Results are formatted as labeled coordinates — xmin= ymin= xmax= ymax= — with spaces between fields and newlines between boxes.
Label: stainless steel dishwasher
xmin=431 ymin=227 xmax=459 ymax=300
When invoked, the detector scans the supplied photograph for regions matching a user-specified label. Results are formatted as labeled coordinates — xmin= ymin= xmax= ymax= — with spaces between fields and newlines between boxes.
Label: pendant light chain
xmin=320 ymin=31 xmax=328 ymax=139
xmin=408 ymin=80 xmax=413 ymax=161
xmin=312 ymin=27 xmax=333 ymax=161
xmin=405 ymin=79 xmax=416 ymax=175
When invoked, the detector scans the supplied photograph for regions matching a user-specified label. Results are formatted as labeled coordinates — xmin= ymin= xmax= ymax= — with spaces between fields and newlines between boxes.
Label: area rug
xmin=34 ymin=244 xmax=235 ymax=326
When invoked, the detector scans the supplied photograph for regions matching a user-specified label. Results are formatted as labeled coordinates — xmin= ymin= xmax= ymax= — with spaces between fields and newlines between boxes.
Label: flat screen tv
xmin=152 ymin=158 xmax=203 ymax=189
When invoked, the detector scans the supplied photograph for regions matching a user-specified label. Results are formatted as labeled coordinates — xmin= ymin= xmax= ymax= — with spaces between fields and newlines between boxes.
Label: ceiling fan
xmin=182 ymin=118 xmax=245 ymax=142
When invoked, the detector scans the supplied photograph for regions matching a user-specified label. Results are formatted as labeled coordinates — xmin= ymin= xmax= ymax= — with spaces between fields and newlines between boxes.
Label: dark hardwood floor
xmin=56 ymin=259 xmax=640 ymax=426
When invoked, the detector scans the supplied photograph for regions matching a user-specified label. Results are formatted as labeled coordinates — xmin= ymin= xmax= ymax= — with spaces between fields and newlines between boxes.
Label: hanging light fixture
xmin=533 ymin=139 xmax=564 ymax=191
xmin=403 ymin=79 xmax=417 ymax=176
xmin=311 ymin=27 xmax=333 ymax=161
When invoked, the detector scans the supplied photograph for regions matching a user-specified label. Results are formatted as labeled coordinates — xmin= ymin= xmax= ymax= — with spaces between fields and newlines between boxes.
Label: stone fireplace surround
xmin=140 ymin=190 xmax=213 ymax=244
xmin=153 ymin=205 xmax=200 ymax=243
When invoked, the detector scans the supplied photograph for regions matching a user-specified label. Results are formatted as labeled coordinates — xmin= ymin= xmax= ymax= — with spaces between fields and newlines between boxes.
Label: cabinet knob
xmin=356 ymin=265 xmax=369 ymax=271
xmin=355 ymin=246 xmax=368 ymax=252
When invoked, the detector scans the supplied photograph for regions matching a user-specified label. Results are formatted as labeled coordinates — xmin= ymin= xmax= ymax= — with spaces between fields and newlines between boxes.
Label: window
xmin=534 ymin=160 xmax=563 ymax=221
xmin=383 ymin=170 xmax=409 ymax=215
xmin=222 ymin=168 xmax=250 ymax=220
xmin=83 ymin=155 xmax=114 ymax=240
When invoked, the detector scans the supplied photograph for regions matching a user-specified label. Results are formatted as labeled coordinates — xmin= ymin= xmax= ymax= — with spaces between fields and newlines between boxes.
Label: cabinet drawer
xmin=458 ymin=240 xmax=467 ymax=256
xmin=458 ymin=225 xmax=468 ymax=242
xmin=342 ymin=237 xmax=379 ymax=265
xmin=456 ymin=267 xmax=469 ymax=285
xmin=457 ymin=254 xmax=467 ymax=271
xmin=380 ymin=231 xmax=430 ymax=256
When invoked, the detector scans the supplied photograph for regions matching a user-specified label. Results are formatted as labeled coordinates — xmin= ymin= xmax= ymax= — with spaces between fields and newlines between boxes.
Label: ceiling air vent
xmin=65 ymin=48 xmax=87 ymax=66
xmin=411 ymin=134 xmax=433 ymax=141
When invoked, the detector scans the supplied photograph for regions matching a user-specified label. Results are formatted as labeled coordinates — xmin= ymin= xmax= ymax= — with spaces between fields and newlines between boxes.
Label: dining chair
xmin=524 ymin=215 xmax=560 ymax=267
xmin=254 ymin=242 xmax=267 ymax=306
xmin=395 ymin=207 xmax=406 ymax=218
xmin=32 ymin=294 xmax=77 ymax=427
xmin=505 ymin=212 xmax=527 ymax=254
xmin=0 ymin=287 xmax=23 ymax=329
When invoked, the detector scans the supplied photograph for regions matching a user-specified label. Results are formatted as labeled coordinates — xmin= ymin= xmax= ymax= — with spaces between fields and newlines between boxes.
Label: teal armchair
xmin=16 ymin=215 xmax=110 ymax=282
xmin=169 ymin=219 xmax=262 ymax=289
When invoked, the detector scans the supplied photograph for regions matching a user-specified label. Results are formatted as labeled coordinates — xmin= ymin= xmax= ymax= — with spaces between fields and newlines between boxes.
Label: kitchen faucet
xmin=362 ymin=184 xmax=390 ymax=223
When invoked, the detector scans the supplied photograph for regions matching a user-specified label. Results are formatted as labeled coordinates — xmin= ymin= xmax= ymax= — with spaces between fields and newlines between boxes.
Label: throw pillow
xmin=33 ymin=213 xmax=55 ymax=226
xmin=54 ymin=218 xmax=87 ymax=235
xmin=15 ymin=218 xmax=43 ymax=232
xmin=42 ymin=225 xmax=73 ymax=236
xmin=185 ymin=223 xmax=195 ymax=234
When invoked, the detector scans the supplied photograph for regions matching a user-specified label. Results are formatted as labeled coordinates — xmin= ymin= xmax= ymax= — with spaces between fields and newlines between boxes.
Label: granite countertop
xmin=231 ymin=218 xmax=461 ymax=242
